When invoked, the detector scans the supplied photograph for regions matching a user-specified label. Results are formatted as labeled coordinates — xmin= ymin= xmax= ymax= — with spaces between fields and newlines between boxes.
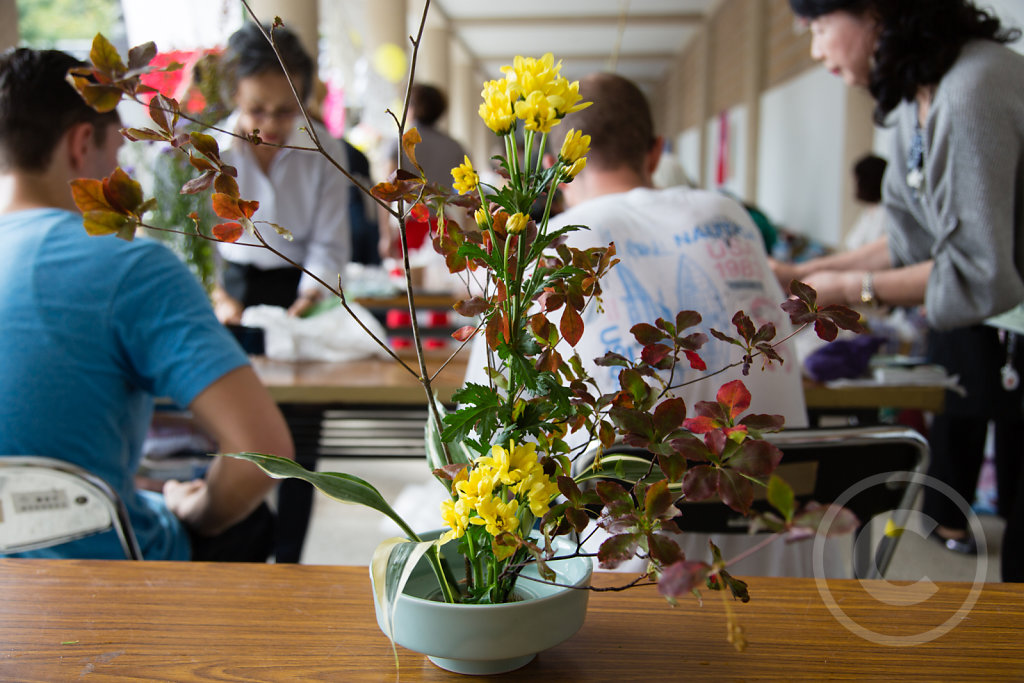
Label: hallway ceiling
xmin=430 ymin=0 xmax=721 ymax=87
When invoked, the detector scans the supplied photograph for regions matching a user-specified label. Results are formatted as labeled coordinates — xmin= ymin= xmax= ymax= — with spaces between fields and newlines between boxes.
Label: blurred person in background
xmin=775 ymin=0 xmax=1024 ymax=580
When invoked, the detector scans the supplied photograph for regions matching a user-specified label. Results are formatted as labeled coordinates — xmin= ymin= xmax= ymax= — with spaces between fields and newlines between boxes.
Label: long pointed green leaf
xmin=425 ymin=403 xmax=473 ymax=477
xmin=576 ymin=453 xmax=668 ymax=486
xmin=222 ymin=452 xmax=416 ymax=537
xmin=370 ymin=536 xmax=440 ymax=670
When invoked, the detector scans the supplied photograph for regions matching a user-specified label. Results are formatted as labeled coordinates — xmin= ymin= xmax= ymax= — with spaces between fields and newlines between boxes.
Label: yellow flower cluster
xmin=478 ymin=53 xmax=590 ymax=135
xmin=439 ymin=441 xmax=559 ymax=544
xmin=451 ymin=155 xmax=479 ymax=195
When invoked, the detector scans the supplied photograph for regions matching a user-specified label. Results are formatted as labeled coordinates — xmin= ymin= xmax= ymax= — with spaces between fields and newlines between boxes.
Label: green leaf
xmin=82 ymin=210 xmax=130 ymax=237
xmin=370 ymin=536 xmax=440 ymax=669
xmin=767 ymin=474 xmax=795 ymax=523
xmin=576 ymin=452 xmax=663 ymax=485
xmin=425 ymin=406 xmax=472 ymax=479
xmin=90 ymin=33 xmax=126 ymax=74
xmin=220 ymin=452 xmax=414 ymax=535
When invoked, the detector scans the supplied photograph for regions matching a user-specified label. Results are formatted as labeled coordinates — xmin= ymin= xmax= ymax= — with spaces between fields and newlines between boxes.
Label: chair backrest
xmin=590 ymin=425 xmax=929 ymax=578
xmin=0 ymin=456 xmax=142 ymax=560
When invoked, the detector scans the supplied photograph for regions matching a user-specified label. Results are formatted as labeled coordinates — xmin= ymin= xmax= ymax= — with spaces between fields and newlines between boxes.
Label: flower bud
xmin=506 ymin=212 xmax=529 ymax=234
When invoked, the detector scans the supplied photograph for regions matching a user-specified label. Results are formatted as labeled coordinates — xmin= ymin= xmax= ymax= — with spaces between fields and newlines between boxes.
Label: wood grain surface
xmin=1 ymin=560 xmax=1020 ymax=681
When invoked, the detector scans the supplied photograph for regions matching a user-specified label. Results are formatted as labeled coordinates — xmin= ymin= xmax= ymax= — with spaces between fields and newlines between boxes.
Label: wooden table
xmin=803 ymin=380 xmax=946 ymax=413
xmin=1 ymin=560 xmax=1020 ymax=681
xmin=252 ymin=351 xmax=467 ymax=405
xmin=253 ymin=352 xmax=946 ymax=412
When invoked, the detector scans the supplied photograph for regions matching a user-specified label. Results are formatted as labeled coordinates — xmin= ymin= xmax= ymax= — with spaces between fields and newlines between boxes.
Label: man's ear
xmin=644 ymin=135 xmax=664 ymax=179
xmin=64 ymin=122 xmax=96 ymax=173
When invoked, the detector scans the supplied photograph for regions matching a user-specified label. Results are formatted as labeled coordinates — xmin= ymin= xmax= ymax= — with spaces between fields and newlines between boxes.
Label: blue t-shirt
xmin=0 ymin=209 xmax=249 ymax=559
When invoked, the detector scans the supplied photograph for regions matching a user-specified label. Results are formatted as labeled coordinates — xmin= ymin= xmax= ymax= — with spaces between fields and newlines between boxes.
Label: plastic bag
xmin=241 ymin=301 xmax=389 ymax=362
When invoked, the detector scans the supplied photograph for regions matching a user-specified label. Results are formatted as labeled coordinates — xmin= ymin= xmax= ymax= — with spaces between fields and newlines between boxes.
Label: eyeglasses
xmin=239 ymin=105 xmax=299 ymax=122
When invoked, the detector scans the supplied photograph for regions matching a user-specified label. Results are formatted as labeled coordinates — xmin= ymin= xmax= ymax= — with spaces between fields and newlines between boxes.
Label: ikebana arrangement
xmin=67 ymin=0 xmax=861 ymax=672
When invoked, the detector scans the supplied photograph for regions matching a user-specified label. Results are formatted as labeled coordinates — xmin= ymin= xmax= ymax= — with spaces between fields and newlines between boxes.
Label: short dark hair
xmin=853 ymin=154 xmax=886 ymax=203
xmin=788 ymin=0 xmax=1021 ymax=124
xmin=410 ymin=84 xmax=447 ymax=126
xmin=560 ymin=72 xmax=655 ymax=176
xmin=0 ymin=48 xmax=120 ymax=172
xmin=221 ymin=22 xmax=314 ymax=102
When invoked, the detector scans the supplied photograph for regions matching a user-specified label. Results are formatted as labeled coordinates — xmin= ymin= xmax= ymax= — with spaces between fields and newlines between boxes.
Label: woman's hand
xmin=768 ymin=257 xmax=806 ymax=293
xmin=802 ymin=269 xmax=863 ymax=307
xmin=287 ymin=290 xmax=322 ymax=317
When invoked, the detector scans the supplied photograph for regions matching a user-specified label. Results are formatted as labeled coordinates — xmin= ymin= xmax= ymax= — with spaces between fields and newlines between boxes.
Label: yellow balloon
xmin=373 ymin=43 xmax=407 ymax=83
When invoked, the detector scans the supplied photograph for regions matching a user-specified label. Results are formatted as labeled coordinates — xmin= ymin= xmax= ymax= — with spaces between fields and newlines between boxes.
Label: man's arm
xmin=163 ymin=365 xmax=294 ymax=536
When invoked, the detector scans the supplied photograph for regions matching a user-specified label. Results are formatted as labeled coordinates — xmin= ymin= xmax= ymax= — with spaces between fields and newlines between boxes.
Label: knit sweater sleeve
xmin=918 ymin=43 xmax=1024 ymax=330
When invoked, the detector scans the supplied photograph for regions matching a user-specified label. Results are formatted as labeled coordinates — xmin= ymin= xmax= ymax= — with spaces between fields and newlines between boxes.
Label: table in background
xmin=1 ymin=559 xmax=1020 ymax=681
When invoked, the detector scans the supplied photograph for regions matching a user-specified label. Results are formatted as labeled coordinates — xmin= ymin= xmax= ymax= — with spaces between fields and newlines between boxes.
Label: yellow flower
xmin=559 ymin=128 xmax=590 ymax=164
xmin=456 ymin=463 xmax=498 ymax=503
xmin=439 ymin=497 xmax=471 ymax=543
xmin=563 ymin=157 xmax=587 ymax=180
xmin=506 ymin=212 xmax=529 ymax=235
xmin=501 ymin=53 xmax=559 ymax=99
xmin=474 ymin=206 xmax=490 ymax=228
xmin=451 ymin=155 xmax=479 ymax=194
xmin=470 ymin=494 xmax=520 ymax=537
xmin=479 ymin=78 xmax=516 ymax=134
xmin=514 ymin=90 xmax=558 ymax=134
xmin=520 ymin=469 xmax=560 ymax=517
xmin=548 ymin=78 xmax=590 ymax=118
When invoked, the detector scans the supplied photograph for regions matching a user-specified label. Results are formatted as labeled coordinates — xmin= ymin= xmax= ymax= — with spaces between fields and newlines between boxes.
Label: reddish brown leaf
xmin=684 ymin=349 xmax=706 ymax=371
xmin=126 ymin=41 xmax=156 ymax=71
xmin=716 ymin=380 xmax=751 ymax=419
xmin=101 ymin=168 xmax=143 ymax=213
xmin=181 ymin=171 xmax=215 ymax=195
xmin=148 ymin=94 xmax=179 ymax=134
xmin=401 ymin=128 xmax=423 ymax=174
xmin=214 ymin=173 xmax=240 ymax=197
xmin=560 ymin=305 xmax=584 ymax=347
xmin=681 ymin=465 xmax=718 ymax=502
xmin=451 ymin=325 xmax=476 ymax=342
xmin=212 ymin=222 xmax=243 ymax=243
xmin=454 ymin=296 xmax=488 ymax=317
xmin=718 ymin=468 xmax=755 ymax=514
xmin=189 ymin=131 xmax=220 ymax=162
xmin=76 ymin=82 xmax=123 ymax=113
xmin=657 ymin=560 xmax=710 ymax=599
xmin=727 ymin=439 xmax=783 ymax=478
xmin=121 ymin=127 xmax=167 ymax=142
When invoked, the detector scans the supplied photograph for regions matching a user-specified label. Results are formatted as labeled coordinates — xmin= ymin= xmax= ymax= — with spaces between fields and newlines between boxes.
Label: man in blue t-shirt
xmin=0 ymin=48 xmax=295 ymax=560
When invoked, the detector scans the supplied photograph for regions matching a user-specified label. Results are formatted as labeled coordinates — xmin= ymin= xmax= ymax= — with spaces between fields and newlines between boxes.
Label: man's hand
xmin=212 ymin=286 xmax=244 ymax=325
xmin=163 ymin=478 xmax=210 ymax=531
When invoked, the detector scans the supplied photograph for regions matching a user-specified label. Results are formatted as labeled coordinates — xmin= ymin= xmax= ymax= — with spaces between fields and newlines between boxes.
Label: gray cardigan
xmin=884 ymin=40 xmax=1024 ymax=330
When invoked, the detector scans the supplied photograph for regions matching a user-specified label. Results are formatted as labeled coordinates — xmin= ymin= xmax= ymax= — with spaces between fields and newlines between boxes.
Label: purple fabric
xmin=804 ymin=335 xmax=885 ymax=382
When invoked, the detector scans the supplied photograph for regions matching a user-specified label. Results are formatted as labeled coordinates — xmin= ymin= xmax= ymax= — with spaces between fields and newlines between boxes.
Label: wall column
xmin=244 ymin=0 xmax=319 ymax=69
xmin=0 ymin=0 xmax=17 ymax=51
xmin=696 ymin=32 xmax=712 ymax=189
xmin=840 ymin=88 xmax=876 ymax=242
xmin=743 ymin=0 xmax=767 ymax=204
xmin=449 ymin=44 xmax=479 ymax=160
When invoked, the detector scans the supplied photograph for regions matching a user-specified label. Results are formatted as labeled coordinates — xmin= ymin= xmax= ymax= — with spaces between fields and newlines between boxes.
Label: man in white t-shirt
xmin=544 ymin=73 xmax=834 ymax=576
xmin=554 ymin=73 xmax=807 ymax=428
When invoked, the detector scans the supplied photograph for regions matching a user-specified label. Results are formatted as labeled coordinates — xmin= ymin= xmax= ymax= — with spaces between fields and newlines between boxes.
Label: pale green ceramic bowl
xmin=371 ymin=533 xmax=593 ymax=675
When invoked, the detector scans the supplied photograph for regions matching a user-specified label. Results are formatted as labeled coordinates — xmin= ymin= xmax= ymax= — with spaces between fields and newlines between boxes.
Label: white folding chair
xmin=0 ymin=456 xmax=142 ymax=560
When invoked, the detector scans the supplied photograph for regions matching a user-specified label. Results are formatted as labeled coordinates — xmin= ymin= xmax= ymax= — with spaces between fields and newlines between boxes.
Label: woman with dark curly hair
xmin=772 ymin=0 xmax=1024 ymax=581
